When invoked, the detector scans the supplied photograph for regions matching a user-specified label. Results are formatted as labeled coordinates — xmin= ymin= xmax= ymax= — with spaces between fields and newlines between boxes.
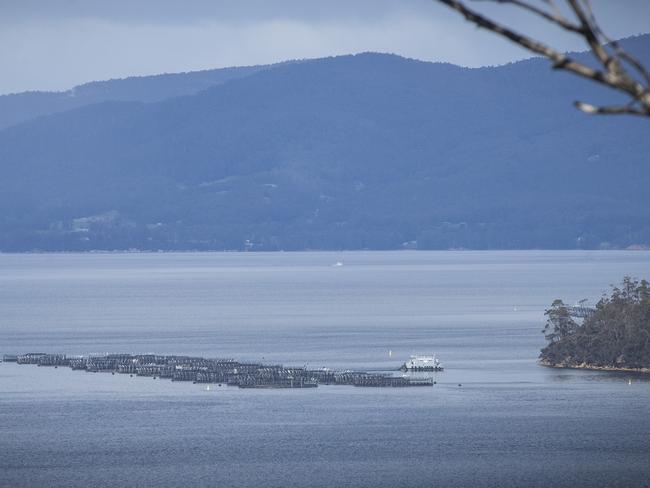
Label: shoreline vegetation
xmin=540 ymin=277 xmax=650 ymax=373
xmin=539 ymin=358 xmax=650 ymax=374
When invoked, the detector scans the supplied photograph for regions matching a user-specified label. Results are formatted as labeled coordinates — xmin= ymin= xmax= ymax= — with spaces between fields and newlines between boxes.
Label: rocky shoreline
xmin=539 ymin=359 xmax=650 ymax=374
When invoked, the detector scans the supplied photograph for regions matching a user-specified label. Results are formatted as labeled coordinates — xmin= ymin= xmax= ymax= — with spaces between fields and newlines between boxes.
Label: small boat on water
xmin=400 ymin=354 xmax=443 ymax=372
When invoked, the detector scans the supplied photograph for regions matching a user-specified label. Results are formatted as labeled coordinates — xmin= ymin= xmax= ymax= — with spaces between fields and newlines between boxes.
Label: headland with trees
xmin=540 ymin=277 xmax=650 ymax=373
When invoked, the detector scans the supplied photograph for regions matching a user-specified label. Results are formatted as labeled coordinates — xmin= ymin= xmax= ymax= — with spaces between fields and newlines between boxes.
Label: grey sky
xmin=1 ymin=0 xmax=648 ymax=95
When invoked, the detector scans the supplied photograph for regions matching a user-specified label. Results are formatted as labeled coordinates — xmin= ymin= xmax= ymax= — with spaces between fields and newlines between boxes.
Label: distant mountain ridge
xmin=1 ymin=35 xmax=649 ymax=251
xmin=0 ymin=62 xmax=288 ymax=130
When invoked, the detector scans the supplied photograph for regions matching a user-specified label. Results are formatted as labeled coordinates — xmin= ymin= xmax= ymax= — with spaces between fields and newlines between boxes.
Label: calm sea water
xmin=1 ymin=251 xmax=649 ymax=488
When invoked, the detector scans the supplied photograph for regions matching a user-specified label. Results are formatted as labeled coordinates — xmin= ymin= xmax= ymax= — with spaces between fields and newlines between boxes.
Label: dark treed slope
xmin=0 ymin=63 xmax=285 ymax=130
xmin=0 ymin=36 xmax=649 ymax=251
xmin=540 ymin=277 xmax=650 ymax=371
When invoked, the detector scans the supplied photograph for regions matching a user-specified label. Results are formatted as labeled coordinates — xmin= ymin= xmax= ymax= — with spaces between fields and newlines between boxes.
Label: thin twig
xmin=566 ymin=0 xmax=612 ymax=66
xmin=479 ymin=0 xmax=583 ymax=33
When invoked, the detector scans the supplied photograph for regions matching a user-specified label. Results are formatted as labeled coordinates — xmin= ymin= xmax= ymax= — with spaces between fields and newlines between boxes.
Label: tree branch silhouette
xmin=433 ymin=0 xmax=650 ymax=117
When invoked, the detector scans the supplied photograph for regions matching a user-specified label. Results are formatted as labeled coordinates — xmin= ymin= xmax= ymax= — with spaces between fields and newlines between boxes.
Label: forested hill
xmin=540 ymin=277 xmax=650 ymax=372
xmin=0 ymin=36 xmax=649 ymax=251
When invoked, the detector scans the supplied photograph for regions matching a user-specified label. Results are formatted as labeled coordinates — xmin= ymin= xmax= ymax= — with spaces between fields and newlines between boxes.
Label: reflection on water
xmin=549 ymin=369 xmax=650 ymax=383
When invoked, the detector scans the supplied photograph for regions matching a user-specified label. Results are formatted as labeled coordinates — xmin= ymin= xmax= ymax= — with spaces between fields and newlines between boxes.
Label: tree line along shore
xmin=540 ymin=277 xmax=650 ymax=373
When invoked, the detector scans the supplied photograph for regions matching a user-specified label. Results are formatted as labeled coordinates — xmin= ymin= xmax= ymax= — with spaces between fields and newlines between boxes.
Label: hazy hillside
xmin=0 ymin=63 xmax=280 ymax=130
xmin=1 ymin=36 xmax=649 ymax=251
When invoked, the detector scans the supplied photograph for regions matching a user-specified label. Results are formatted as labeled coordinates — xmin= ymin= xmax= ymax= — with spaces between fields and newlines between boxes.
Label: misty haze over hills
xmin=1 ymin=35 xmax=649 ymax=251
xmin=0 ymin=63 xmax=280 ymax=130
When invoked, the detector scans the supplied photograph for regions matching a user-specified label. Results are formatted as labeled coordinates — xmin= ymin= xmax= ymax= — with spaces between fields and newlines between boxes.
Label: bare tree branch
xmin=607 ymin=39 xmax=650 ymax=86
xmin=577 ymin=0 xmax=650 ymax=84
xmin=566 ymin=0 xmax=612 ymax=66
xmin=575 ymin=101 xmax=647 ymax=116
xmin=433 ymin=0 xmax=650 ymax=117
xmin=481 ymin=0 xmax=583 ymax=33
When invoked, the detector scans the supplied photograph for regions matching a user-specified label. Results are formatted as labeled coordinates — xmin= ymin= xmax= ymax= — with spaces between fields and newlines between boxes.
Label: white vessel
xmin=400 ymin=354 xmax=443 ymax=371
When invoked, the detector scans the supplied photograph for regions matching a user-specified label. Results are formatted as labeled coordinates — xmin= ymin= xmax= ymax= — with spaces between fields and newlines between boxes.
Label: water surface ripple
xmin=1 ymin=251 xmax=649 ymax=488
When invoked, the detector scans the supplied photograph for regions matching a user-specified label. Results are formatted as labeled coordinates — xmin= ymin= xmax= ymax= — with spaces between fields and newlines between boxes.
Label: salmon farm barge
xmin=3 ymin=353 xmax=436 ymax=388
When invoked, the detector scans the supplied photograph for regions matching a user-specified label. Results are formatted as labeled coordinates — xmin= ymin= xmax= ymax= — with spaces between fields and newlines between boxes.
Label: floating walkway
xmin=3 ymin=353 xmax=436 ymax=388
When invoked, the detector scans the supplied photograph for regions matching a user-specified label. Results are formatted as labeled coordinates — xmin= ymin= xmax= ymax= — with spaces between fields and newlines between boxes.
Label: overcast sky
xmin=1 ymin=0 xmax=648 ymax=95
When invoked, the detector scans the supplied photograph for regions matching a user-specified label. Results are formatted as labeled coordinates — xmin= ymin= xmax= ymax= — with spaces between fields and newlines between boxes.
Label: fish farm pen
xmin=2 ymin=353 xmax=436 ymax=388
